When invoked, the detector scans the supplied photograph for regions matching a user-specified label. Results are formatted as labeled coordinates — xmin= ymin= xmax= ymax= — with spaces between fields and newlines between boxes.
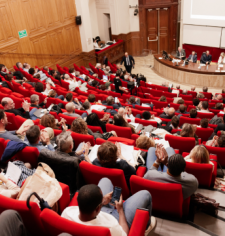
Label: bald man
xmin=120 ymin=52 xmax=135 ymax=73
xmin=1 ymin=97 xmax=30 ymax=119
xmin=63 ymin=102 xmax=87 ymax=119
xmin=176 ymin=47 xmax=186 ymax=60
xmin=159 ymin=107 xmax=175 ymax=119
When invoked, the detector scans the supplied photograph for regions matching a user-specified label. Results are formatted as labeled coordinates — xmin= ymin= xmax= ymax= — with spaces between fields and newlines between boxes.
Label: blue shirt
xmin=24 ymin=141 xmax=55 ymax=152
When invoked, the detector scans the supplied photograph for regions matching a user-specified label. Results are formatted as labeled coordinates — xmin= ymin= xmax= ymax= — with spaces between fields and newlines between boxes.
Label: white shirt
xmin=93 ymin=42 xmax=99 ymax=49
xmin=198 ymin=109 xmax=212 ymax=113
xmin=61 ymin=206 xmax=126 ymax=236
xmin=126 ymin=57 xmax=130 ymax=66
xmin=218 ymin=56 xmax=225 ymax=64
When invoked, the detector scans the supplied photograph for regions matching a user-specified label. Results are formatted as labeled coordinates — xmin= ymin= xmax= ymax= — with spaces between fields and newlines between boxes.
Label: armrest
xmin=136 ymin=166 xmax=147 ymax=177
xmin=69 ymin=192 xmax=79 ymax=207
xmin=128 ymin=208 xmax=149 ymax=236
xmin=198 ymin=138 xmax=201 ymax=144
xmin=58 ymin=182 xmax=70 ymax=214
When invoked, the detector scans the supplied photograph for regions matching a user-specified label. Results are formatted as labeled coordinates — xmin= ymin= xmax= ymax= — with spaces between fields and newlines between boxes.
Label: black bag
xmin=102 ymin=132 xmax=114 ymax=140
xmin=51 ymin=105 xmax=62 ymax=114
xmin=210 ymin=159 xmax=224 ymax=178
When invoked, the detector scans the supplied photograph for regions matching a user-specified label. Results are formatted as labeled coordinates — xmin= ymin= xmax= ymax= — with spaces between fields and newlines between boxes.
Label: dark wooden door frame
xmin=138 ymin=0 xmax=178 ymax=54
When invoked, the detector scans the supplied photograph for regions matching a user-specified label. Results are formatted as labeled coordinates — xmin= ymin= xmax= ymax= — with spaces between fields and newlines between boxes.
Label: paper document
xmin=219 ymin=111 xmax=224 ymax=114
xmin=154 ymin=139 xmax=170 ymax=149
xmin=119 ymin=142 xmax=134 ymax=164
xmin=158 ymin=57 xmax=163 ymax=59
xmin=6 ymin=162 xmax=22 ymax=185
xmin=147 ymin=82 xmax=152 ymax=85
xmin=88 ymin=145 xmax=100 ymax=162
xmin=129 ymin=122 xmax=140 ymax=129
xmin=215 ymin=70 xmax=221 ymax=72
xmin=200 ymin=64 xmax=206 ymax=66
xmin=91 ymin=105 xmax=106 ymax=112
xmin=221 ymin=70 xmax=225 ymax=72
xmin=142 ymin=103 xmax=150 ymax=107
xmin=218 ymin=64 xmax=224 ymax=67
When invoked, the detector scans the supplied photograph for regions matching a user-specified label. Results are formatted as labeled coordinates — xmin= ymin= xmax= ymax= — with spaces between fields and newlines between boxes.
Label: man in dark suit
xmin=176 ymin=47 xmax=186 ymax=60
xmin=187 ymin=51 xmax=197 ymax=63
xmin=120 ymin=52 xmax=135 ymax=73
xmin=200 ymin=50 xmax=212 ymax=65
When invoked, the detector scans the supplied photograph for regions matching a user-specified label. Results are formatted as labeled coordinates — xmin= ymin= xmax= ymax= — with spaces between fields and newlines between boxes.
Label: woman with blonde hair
xmin=218 ymin=52 xmax=225 ymax=64
xmin=185 ymin=145 xmax=214 ymax=170
xmin=136 ymin=135 xmax=155 ymax=150
xmin=40 ymin=114 xmax=67 ymax=130
xmin=174 ymin=123 xmax=198 ymax=145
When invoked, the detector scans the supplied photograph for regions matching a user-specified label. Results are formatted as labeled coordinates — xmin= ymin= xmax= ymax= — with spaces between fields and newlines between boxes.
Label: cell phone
xmin=115 ymin=97 xmax=118 ymax=103
xmin=110 ymin=186 xmax=122 ymax=205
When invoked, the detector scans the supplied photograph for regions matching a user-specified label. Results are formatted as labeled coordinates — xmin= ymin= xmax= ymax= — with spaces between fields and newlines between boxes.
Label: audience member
xmin=160 ymin=107 xmax=175 ymax=119
xmin=182 ymin=89 xmax=188 ymax=95
xmin=113 ymin=114 xmax=136 ymax=134
xmin=1 ymin=97 xmax=31 ymax=119
xmin=142 ymin=111 xmax=162 ymax=125
xmin=198 ymin=101 xmax=211 ymax=113
xmin=191 ymin=86 xmax=196 ymax=92
xmin=62 ymin=178 xmax=155 ymax=236
xmin=144 ymin=147 xmax=198 ymax=199
xmin=102 ymin=96 xmax=122 ymax=109
xmin=213 ymin=94 xmax=223 ymax=101
xmin=177 ymin=99 xmax=185 ymax=105
xmin=203 ymin=86 xmax=208 ymax=92
xmin=136 ymin=135 xmax=155 ymax=150
xmin=63 ymin=102 xmax=87 ymax=119
xmin=200 ymin=118 xmax=209 ymax=128
xmin=114 ymin=71 xmax=128 ymax=95
xmin=30 ymin=94 xmax=47 ymax=108
xmin=40 ymin=114 xmax=67 ymax=130
xmin=159 ymin=96 xmax=167 ymax=102
xmin=0 ymin=173 xmax=20 ymax=198
xmin=193 ymin=98 xmax=200 ymax=107
xmin=161 ymin=115 xmax=180 ymax=133
xmin=206 ymin=134 xmax=225 ymax=147
xmin=174 ymin=123 xmax=198 ymax=145
xmin=176 ymin=104 xmax=188 ymax=114
xmin=197 ymin=93 xmax=204 ymax=99
xmin=189 ymin=109 xmax=198 ymax=118
xmin=25 ymin=125 xmax=54 ymax=152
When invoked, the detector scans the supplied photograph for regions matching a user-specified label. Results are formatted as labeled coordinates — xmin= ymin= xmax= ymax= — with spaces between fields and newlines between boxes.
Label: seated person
xmin=62 ymin=178 xmax=156 ymax=236
xmin=0 ymin=173 xmax=20 ymax=198
xmin=142 ymin=111 xmax=162 ymax=125
xmin=182 ymin=89 xmax=188 ymax=95
xmin=113 ymin=114 xmax=137 ymax=134
xmin=209 ymin=114 xmax=225 ymax=139
xmin=144 ymin=145 xmax=198 ymax=199
xmin=24 ymin=125 xmax=54 ymax=152
xmin=65 ymin=92 xmax=83 ymax=109
xmin=40 ymin=114 xmax=67 ymax=130
xmin=176 ymin=104 xmax=188 ymax=114
xmin=114 ymin=71 xmax=128 ymax=95
xmin=96 ymin=63 xmax=103 ymax=71
xmin=177 ymin=99 xmax=185 ymax=105
xmin=199 ymin=118 xmax=209 ymax=128
xmin=193 ymin=98 xmax=200 ymax=108
xmin=93 ymin=142 xmax=136 ymax=188
xmin=136 ymin=135 xmax=155 ymax=150
xmin=0 ymin=63 xmax=25 ymax=81
xmin=80 ymin=101 xmax=92 ymax=114
xmin=203 ymin=86 xmax=208 ymax=93
xmin=71 ymin=117 xmax=116 ymax=140
xmin=0 ymin=110 xmax=32 ymax=142
xmin=86 ymin=113 xmax=108 ymax=133
xmin=161 ymin=115 xmax=180 ymax=133
xmin=218 ymin=52 xmax=225 ymax=64
xmin=75 ymin=71 xmax=85 ymax=81
xmin=1 ymin=97 xmax=31 ymax=119
xmin=206 ymin=134 xmax=225 ymax=147
xmin=191 ymin=86 xmax=196 ymax=91
xmin=102 ymin=96 xmax=122 ymax=110
xmin=200 ymin=50 xmax=212 ymax=65
xmin=189 ymin=108 xmax=198 ymax=118
xmin=38 ymin=131 xmax=86 ymax=193
xmin=174 ymin=123 xmax=198 ymax=145
xmin=184 ymin=145 xmax=214 ymax=170
xmin=90 ymin=80 xmax=99 ymax=89
xmin=176 ymin=47 xmax=186 ymax=60
xmin=198 ymin=101 xmax=212 ymax=113
xmin=159 ymin=107 xmax=175 ymax=119
xmin=187 ymin=51 xmax=197 ymax=63
xmin=63 ymin=102 xmax=87 ymax=119
xmin=159 ymin=96 xmax=167 ymax=102
xmin=88 ymin=94 xmax=101 ymax=105
xmin=118 ymin=107 xmax=140 ymax=122
xmin=126 ymin=96 xmax=140 ymax=108
xmin=211 ymin=103 xmax=223 ymax=110
xmin=197 ymin=93 xmax=204 ymax=99
xmin=30 ymin=94 xmax=47 ymax=108
xmin=212 ymin=94 xmax=223 ymax=101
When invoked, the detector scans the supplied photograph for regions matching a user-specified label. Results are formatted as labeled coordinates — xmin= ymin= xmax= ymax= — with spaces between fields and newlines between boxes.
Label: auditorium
xmin=0 ymin=0 xmax=225 ymax=235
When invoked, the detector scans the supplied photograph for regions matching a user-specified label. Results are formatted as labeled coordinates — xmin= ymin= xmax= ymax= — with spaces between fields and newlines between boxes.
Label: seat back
xmin=205 ymin=145 xmax=225 ymax=167
xmin=0 ymin=195 xmax=45 ymax=236
xmin=152 ymin=100 xmax=168 ymax=109
xmin=40 ymin=209 xmax=111 ymax=236
xmin=5 ymin=112 xmax=18 ymax=131
xmin=165 ymin=134 xmax=195 ymax=154
xmin=87 ymin=125 xmax=103 ymax=134
xmin=58 ymin=113 xmax=77 ymax=126
xmin=106 ymin=124 xmax=132 ymax=139
xmin=130 ymin=176 xmax=188 ymax=218
xmin=179 ymin=116 xmax=201 ymax=126
xmin=199 ymin=92 xmax=212 ymax=99
xmin=79 ymin=161 xmax=130 ymax=199
xmin=71 ymin=132 xmax=95 ymax=149
xmin=135 ymin=118 xmax=157 ymax=128
xmin=197 ymin=112 xmax=214 ymax=119
xmin=92 ymin=110 xmax=110 ymax=119
xmin=180 ymin=94 xmax=193 ymax=101
xmin=195 ymin=128 xmax=214 ymax=142
xmin=185 ymin=162 xmax=213 ymax=188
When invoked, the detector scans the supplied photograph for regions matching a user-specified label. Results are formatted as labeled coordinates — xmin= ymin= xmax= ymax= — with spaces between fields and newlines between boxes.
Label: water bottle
xmin=207 ymin=65 xmax=208 ymax=70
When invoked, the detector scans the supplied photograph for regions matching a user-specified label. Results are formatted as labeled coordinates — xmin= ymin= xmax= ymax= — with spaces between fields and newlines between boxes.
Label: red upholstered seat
xmin=199 ymin=92 xmax=212 ymax=99
xmin=179 ymin=116 xmax=201 ymax=126
xmin=58 ymin=113 xmax=76 ymax=126
xmin=152 ymin=100 xmax=168 ymax=109
xmin=195 ymin=127 xmax=214 ymax=142
xmin=182 ymin=152 xmax=217 ymax=188
xmin=205 ymin=145 xmax=225 ymax=168
xmin=130 ymin=175 xmax=190 ymax=218
xmin=197 ymin=112 xmax=214 ymax=119
xmin=79 ymin=161 xmax=130 ymax=199
xmin=106 ymin=124 xmax=133 ymax=139
xmin=135 ymin=118 xmax=158 ymax=128
xmin=87 ymin=125 xmax=103 ymax=133
xmin=165 ymin=134 xmax=195 ymax=154
xmin=71 ymin=131 xmax=95 ymax=149
xmin=5 ymin=112 xmax=18 ymax=131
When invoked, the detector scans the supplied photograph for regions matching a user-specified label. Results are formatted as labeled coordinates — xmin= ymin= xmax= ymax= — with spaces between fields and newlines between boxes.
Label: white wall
xmin=89 ymin=0 xmax=99 ymax=38
xmin=129 ymin=0 xmax=139 ymax=32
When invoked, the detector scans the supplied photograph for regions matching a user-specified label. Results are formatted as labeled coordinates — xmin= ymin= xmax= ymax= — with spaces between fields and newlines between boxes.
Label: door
xmin=147 ymin=8 xmax=169 ymax=54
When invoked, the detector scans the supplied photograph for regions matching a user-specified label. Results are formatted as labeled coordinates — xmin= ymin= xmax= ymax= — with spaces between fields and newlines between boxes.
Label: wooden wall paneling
xmin=147 ymin=10 xmax=158 ymax=54
xmin=159 ymin=9 xmax=169 ymax=53
xmin=170 ymin=4 xmax=178 ymax=53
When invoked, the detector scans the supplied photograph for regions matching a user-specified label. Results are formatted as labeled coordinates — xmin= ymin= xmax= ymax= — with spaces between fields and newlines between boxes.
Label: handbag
xmin=210 ymin=159 xmax=224 ymax=178
xmin=51 ymin=104 xmax=62 ymax=114
xmin=191 ymin=193 xmax=225 ymax=216
xmin=102 ymin=132 xmax=114 ymax=140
